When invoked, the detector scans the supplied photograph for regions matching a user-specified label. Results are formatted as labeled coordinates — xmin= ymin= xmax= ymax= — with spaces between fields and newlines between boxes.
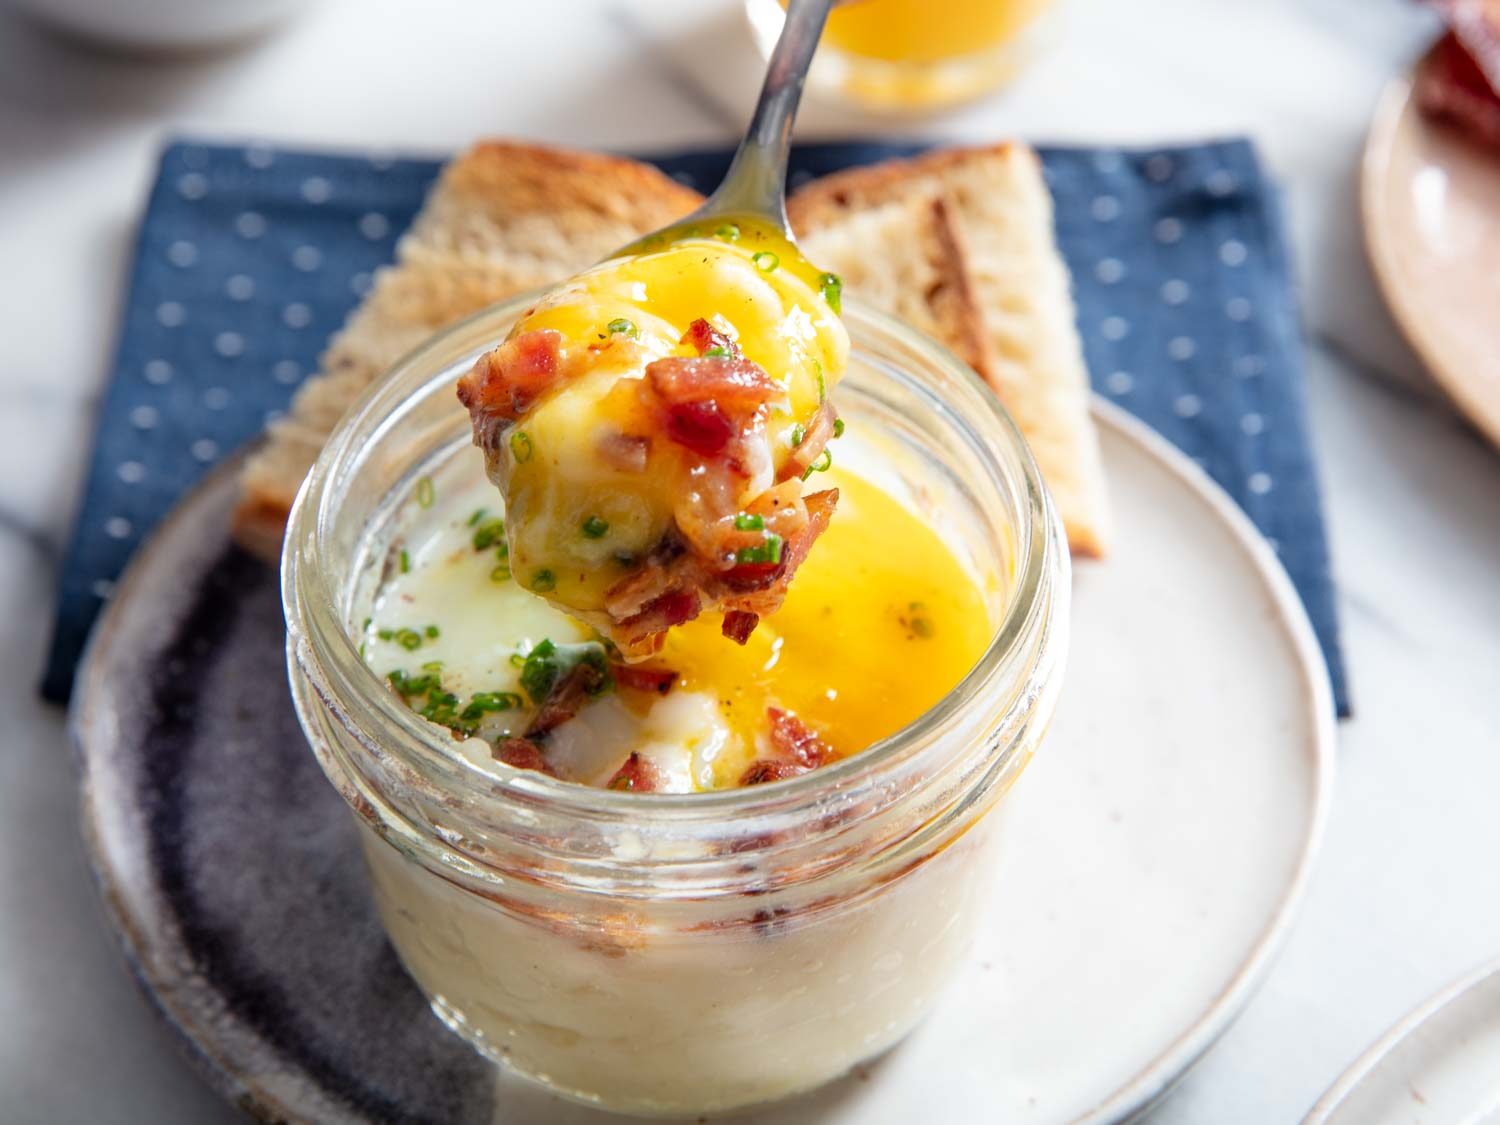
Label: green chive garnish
xmin=472 ymin=518 xmax=506 ymax=551
xmin=819 ymin=272 xmax=843 ymax=314
xmin=393 ymin=627 xmax=422 ymax=651
xmin=377 ymin=629 xmax=394 ymax=641
xmin=606 ymin=318 xmax=638 ymax=339
xmin=415 ymin=476 xmax=434 ymax=508
xmin=531 ymin=569 xmax=556 ymax=593
xmin=833 ymin=418 xmax=846 ymax=438
xmin=735 ymin=534 xmax=784 ymax=566
xmin=467 ymin=508 xmax=487 ymax=527
xmin=490 ymin=563 xmax=511 ymax=583
xmin=752 ymin=251 xmax=779 ymax=272
xmin=734 ymin=512 xmax=764 ymax=531
xmin=510 ymin=430 xmax=533 ymax=463
xmin=581 ymin=515 xmax=609 ymax=539
xmin=813 ymin=358 xmax=826 ymax=402
xmin=424 ymin=624 xmax=440 ymax=638
xmin=715 ymin=223 xmax=740 ymax=241
xmin=801 ymin=449 xmax=832 ymax=480
xmin=703 ymin=345 xmax=730 ymax=358
xmin=399 ymin=548 xmax=410 ymax=574
xmin=790 ymin=423 xmax=806 ymax=447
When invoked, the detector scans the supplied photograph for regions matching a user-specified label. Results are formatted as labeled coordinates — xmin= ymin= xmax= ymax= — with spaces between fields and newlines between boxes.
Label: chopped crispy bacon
xmin=665 ymin=400 xmax=735 ymax=457
xmin=768 ymin=707 xmax=834 ymax=769
xmin=681 ymin=317 xmax=741 ymax=358
xmin=611 ymin=663 xmax=679 ymax=695
xmin=456 ymin=329 xmax=566 ymax=424
xmin=598 ymin=431 xmax=650 ymax=473
xmin=722 ymin=488 xmax=837 ymax=610
xmin=740 ymin=759 xmax=807 ymax=786
xmin=616 ymin=589 xmax=702 ymax=656
xmin=526 ymin=661 xmax=609 ymax=738
xmin=1418 ymin=29 xmax=1500 ymax=147
xmin=738 ymin=707 xmax=835 ymax=786
xmin=494 ymin=738 xmax=554 ymax=775
xmin=722 ymin=610 xmax=759 ymax=645
xmin=780 ymin=402 xmax=839 ymax=483
xmin=646 ymin=355 xmax=780 ymax=414
xmin=606 ymin=751 xmax=663 ymax=792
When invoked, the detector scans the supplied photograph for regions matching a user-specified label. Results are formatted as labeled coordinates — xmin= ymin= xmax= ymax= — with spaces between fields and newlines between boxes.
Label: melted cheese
xmin=365 ymin=463 xmax=992 ymax=791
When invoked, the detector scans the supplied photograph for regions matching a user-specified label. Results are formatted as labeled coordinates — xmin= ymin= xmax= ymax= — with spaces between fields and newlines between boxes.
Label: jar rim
xmin=283 ymin=294 xmax=1064 ymax=829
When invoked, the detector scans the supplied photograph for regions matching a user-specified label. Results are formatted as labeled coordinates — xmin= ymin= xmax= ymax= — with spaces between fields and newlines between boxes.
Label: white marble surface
xmin=2 ymin=0 xmax=1498 ymax=1121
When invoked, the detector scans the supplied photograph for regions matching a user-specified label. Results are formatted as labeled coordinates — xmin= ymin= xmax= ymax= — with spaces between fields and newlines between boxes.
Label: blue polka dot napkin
xmin=40 ymin=137 xmax=1349 ymax=715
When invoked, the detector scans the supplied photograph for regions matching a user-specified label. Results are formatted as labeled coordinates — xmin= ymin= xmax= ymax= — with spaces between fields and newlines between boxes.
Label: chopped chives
xmin=424 ymin=624 xmax=440 ymax=638
xmin=735 ymin=534 xmax=783 ymax=566
xmin=398 ymin=548 xmax=410 ymax=573
xmin=813 ymin=358 xmax=826 ymax=402
xmin=606 ymin=318 xmax=638 ymax=339
xmin=472 ymin=518 xmax=506 ymax=551
xmin=715 ymin=223 xmax=740 ymax=241
xmin=703 ymin=345 xmax=730 ymax=358
xmin=467 ymin=507 xmax=487 ymax=527
xmin=734 ymin=512 xmax=764 ymax=531
xmin=530 ymin=569 xmax=556 ymax=593
xmin=752 ymin=251 xmax=779 ymax=272
xmin=819 ymin=272 xmax=843 ymax=314
xmin=510 ymin=430 xmax=533 ymax=463
xmin=581 ymin=515 xmax=609 ymax=539
xmin=490 ymin=563 xmax=511 ymax=584
xmin=789 ymin=423 xmax=806 ymax=447
xmin=393 ymin=627 xmax=423 ymax=651
xmin=415 ymin=476 xmax=435 ymax=508
xmin=800 ymin=449 xmax=832 ymax=480
xmin=832 ymin=418 xmax=846 ymax=438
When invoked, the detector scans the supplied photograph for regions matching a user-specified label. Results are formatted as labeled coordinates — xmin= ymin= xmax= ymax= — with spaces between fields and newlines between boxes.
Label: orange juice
xmin=822 ymin=0 xmax=1053 ymax=64
xmin=757 ymin=0 xmax=1059 ymax=110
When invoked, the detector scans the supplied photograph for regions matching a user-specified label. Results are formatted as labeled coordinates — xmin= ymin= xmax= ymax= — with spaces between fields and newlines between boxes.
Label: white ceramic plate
xmin=1363 ymin=75 xmax=1500 ymax=450
xmin=75 ymin=401 xmax=1334 ymax=1124
xmin=1305 ymin=958 xmax=1500 ymax=1125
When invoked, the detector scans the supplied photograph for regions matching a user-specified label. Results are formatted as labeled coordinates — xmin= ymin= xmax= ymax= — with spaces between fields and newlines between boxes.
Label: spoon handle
xmin=703 ymin=0 xmax=834 ymax=226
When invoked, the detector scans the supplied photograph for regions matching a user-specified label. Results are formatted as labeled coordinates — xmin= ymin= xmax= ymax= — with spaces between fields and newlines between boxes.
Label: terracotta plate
xmin=1363 ymin=75 xmax=1500 ymax=449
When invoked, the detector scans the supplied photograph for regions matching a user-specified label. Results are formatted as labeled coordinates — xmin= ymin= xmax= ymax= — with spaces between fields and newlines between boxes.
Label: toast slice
xmin=790 ymin=144 xmax=1109 ymax=557
xmin=232 ymin=141 xmax=703 ymax=557
xmin=797 ymin=191 xmax=998 ymax=402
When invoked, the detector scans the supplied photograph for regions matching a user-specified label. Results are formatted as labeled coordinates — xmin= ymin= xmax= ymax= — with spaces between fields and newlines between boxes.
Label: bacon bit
xmin=767 ymin=707 xmax=834 ymax=769
xmin=681 ymin=317 xmax=741 ymax=358
xmin=606 ymin=751 xmax=663 ymax=792
xmin=740 ymin=759 xmax=808 ymax=786
xmin=665 ymin=400 xmax=735 ymax=457
xmin=646 ymin=355 xmax=780 ymax=413
xmin=611 ymin=663 xmax=679 ymax=695
xmin=1418 ymin=28 xmax=1500 ymax=147
xmin=493 ymin=737 xmax=554 ymax=775
xmin=780 ymin=402 xmax=839 ymax=483
xmin=456 ymin=329 xmax=566 ymax=423
xmin=722 ymin=610 xmax=759 ymax=644
xmin=617 ymin=589 xmax=702 ymax=656
xmin=526 ymin=661 xmax=609 ymax=738
xmin=598 ymin=431 xmax=650 ymax=473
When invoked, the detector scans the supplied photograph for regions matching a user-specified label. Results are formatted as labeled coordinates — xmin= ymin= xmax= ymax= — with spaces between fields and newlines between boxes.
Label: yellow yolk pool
xmin=364 ymin=463 xmax=992 ymax=791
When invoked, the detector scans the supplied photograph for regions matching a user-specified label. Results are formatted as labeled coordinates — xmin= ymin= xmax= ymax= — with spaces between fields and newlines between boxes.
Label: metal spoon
xmin=616 ymin=0 xmax=834 ymax=262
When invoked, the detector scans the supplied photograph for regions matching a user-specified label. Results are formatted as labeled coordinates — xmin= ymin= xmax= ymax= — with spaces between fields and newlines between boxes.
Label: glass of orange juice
xmin=747 ymin=0 xmax=1061 ymax=111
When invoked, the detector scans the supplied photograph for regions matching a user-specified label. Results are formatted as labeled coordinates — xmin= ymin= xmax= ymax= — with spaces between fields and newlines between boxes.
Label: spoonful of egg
xmin=456 ymin=0 xmax=846 ymax=661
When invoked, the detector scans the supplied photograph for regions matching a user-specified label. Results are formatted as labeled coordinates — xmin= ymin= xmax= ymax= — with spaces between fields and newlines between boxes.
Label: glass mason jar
xmin=283 ymin=295 xmax=1069 ymax=1117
